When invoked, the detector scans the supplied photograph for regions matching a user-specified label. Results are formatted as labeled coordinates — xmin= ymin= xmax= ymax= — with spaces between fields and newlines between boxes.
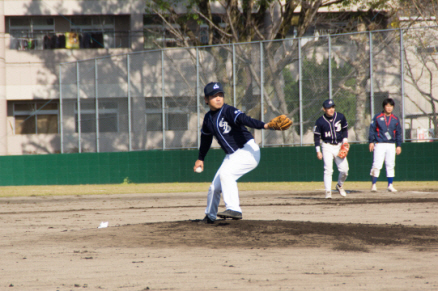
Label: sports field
xmin=1 ymin=181 xmax=437 ymax=290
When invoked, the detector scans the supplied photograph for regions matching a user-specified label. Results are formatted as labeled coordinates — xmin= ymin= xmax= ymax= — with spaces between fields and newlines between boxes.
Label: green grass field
xmin=0 ymin=181 xmax=437 ymax=198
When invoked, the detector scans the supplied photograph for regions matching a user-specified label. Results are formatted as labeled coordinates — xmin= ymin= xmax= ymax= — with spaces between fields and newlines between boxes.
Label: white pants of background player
xmin=204 ymin=139 xmax=260 ymax=220
xmin=322 ymin=142 xmax=349 ymax=192
xmin=370 ymin=143 xmax=396 ymax=178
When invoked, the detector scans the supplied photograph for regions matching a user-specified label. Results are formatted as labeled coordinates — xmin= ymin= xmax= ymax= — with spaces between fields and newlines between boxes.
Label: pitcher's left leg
xmin=205 ymin=166 xmax=223 ymax=220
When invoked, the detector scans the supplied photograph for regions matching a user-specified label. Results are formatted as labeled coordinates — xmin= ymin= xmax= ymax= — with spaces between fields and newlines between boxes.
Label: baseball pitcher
xmin=194 ymin=82 xmax=292 ymax=224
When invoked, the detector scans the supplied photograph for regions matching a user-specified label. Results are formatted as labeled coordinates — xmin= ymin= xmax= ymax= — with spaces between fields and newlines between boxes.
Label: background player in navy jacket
xmin=193 ymin=82 xmax=288 ymax=224
xmin=369 ymin=98 xmax=402 ymax=192
xmin=313 ymin=99 xmax=349 ymax=199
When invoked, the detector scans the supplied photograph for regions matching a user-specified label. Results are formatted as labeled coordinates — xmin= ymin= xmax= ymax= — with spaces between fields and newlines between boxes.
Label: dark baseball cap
xmin=322 ymin=99 xmax=335 ymax=108
xmin=204 ymin=82 xmax=224 ymax=97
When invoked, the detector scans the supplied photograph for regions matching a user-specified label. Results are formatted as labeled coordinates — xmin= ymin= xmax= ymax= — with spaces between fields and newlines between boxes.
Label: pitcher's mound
xmin=55 ymin=220 xmax=438 ymax=250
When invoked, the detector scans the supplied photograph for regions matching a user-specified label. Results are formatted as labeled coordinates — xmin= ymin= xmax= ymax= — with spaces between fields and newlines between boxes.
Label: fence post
xmin=196 ymin=48 xmax=200 ymax=149
xmin=328 ymin=35 xmax=332 ymax=99
xmin=95 ymin=58 xmax=99 ymax=153
xmin=59 ymin=64 xmax=64 ymax=154
xmin=298 ymin=38 xmax=303 ymax=146
xmin=400 ymin=28 xmax=405 ymax=142
xmin=127 ymin=54 xmax=132 ymax=151
xmin=260 ymin=41 xmax=265 ymax=148
xmin=233 ymin=43 xmax=236 ymax=107
xmin=76 ymin=61 xmax=81 ymax=153
xmin=369 ymin=31 xmax=374 ymax=118
xmin=161 ymin=50 xmax=166 ymax=150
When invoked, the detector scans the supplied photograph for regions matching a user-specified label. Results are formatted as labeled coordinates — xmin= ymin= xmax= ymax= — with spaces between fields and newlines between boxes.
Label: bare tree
xmin=145 ymin=0 xmax=391 ymax=143
xmin=395 ymin=0 xmax=438 ymax=139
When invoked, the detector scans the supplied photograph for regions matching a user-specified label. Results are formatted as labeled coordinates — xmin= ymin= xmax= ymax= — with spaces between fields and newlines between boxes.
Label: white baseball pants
xmin=205 ymin=139 xmax=260 ymax=220
xmin=370 ymin=143 xmax=396 ymax=178
xmin=321 ymin=142 xmax=349 ymax=192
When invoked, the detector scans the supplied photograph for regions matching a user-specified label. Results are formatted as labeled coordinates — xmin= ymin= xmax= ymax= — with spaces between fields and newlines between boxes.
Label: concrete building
xmin=0 ymin=1 xmax=150 ymax=154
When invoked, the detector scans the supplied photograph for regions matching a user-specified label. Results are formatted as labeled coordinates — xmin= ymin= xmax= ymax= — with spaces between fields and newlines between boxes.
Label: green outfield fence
xmin=0 ymin=143 xmax=436 ymax=186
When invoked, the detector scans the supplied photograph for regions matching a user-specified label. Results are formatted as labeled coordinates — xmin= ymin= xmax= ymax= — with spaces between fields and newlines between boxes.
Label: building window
xmin=197 ymin=16 xmax=227 ymax=44
xmin=143 ymin=15 xmax=165 ymax=49
xmin=7 ymin=16 xmax=126 ymax=50
xmin=213 ymin=16 xmax=227 ymax=41
xmin=75 ymin=100 xmax=119 ymax=133
xmin=143 ymin=14 xmax=228 ymax=48
xmin=417 ymin=46 xmax=438 ymax=54
xmin=9 ymin=17 xmax=55 ymax=50
xmin=70 ymin=16 xmax=115 ymax=49
xmin=143 ymin=15 xmax=171 ymax=49
xmin=14 ymin=102 xmax=59 ymax=134
xmin=199 ymin=24 xmax=209 ymax=45
xmin=145 ymin=113 xmax=189 ymax=131
xmin=143 ymin=15 xmax=189 ymax=49
xmin=145 ymin=97 xmax=190 ymax=131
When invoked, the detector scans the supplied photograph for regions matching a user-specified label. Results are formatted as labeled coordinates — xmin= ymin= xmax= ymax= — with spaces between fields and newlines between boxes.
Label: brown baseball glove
xmin=337 ymin=143 xmax=350 ymax=159
xmin=267 ymin=115 xmax=293 ymax=130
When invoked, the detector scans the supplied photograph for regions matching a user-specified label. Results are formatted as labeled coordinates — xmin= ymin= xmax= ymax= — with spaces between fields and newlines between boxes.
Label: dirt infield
xmin=1 ymin=184 xmax=438 ymax=290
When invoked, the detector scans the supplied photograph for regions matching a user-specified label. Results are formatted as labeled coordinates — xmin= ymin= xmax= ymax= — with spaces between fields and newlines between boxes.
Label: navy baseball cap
xmin=322 ymin=99 xmax=335 ymax=108
xmin=204 ymin=82 xmax=224 ymax=97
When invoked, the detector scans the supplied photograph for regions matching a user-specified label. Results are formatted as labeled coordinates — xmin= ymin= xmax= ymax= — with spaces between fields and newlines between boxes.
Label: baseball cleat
xmin=217 ymin=209 xmax=242 ymax=220
xmin=199 ymin=215 xmax=215 ymax=224
xmin=371 ymin=184 xmax=377 ymax=192
xmin=387 ymin=184 xmax=398 ymax=192
xmin=325 ymin=191 xmax=332 ymax=199
xmin=336 ymin=184 xmax=347 ymax=197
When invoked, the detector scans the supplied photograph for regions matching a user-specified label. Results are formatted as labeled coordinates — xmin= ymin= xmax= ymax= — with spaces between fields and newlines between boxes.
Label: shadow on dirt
xmin=55 ymin=220 xmax=438 ymax=251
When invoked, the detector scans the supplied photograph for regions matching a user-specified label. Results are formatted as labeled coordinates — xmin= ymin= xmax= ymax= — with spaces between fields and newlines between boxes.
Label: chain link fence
xmin=59 ymin=26 xmax=438 ymax=153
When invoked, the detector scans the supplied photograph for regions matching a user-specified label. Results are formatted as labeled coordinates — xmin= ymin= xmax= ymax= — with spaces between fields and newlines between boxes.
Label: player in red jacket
xmin=369 ymin=98 xmax=402 ymax=192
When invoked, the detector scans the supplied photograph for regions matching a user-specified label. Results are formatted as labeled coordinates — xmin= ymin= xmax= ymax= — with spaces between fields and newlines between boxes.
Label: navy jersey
xmin=313 ymin=112 xmax=348 ymax=148
xmin=369 ymin=112 xmax=402 ymax=147
xmin=198 ymin=104 xmax=265 ymax=160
